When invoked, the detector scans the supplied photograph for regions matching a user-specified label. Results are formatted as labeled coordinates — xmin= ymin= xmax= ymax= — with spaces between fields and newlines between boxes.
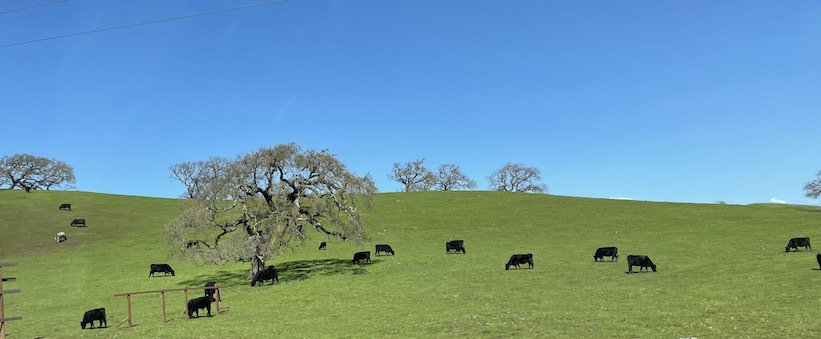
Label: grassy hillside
xmin=1 ymin=189 xmax=820 ymax=338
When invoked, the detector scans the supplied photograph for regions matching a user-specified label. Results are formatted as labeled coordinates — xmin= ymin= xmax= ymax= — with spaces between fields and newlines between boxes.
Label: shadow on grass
xmin=176 ymin=259 xmax=380 ymax=287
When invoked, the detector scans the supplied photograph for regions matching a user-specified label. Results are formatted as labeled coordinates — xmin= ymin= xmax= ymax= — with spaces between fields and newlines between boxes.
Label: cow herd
xmin=49 ymin=198 xmax=815 ymax=330
xmin=54 ymin=203 xmax=87 ymax=245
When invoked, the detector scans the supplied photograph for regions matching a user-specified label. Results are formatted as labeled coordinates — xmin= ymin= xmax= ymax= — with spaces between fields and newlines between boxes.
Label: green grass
xmin=2 ymin=189 xmax=821 ymax=338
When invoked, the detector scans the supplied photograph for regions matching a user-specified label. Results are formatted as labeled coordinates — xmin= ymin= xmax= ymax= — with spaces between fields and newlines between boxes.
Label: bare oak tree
xmin=0 ymin=154 xmax=75 ymax=192
xmin=436 ymin=164 xmax=476 ymax=191
xmin=487 ymin=163 xmax=548 ymax=193
xmin=164 ymin=143 xmax=377 ymax=278
xmin=388 ymin=159 xmax=436 ymax=192
xmin=804 ymin=170 xmax=821 ymax=199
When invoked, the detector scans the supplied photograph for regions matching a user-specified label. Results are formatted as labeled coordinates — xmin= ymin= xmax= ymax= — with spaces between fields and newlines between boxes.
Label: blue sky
xmin=1 ymin=0 xmax=819 ymax=205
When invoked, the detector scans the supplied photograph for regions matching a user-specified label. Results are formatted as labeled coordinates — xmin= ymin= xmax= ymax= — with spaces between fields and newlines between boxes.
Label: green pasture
xmin=1 ymin=189 xmax=820 ymax=338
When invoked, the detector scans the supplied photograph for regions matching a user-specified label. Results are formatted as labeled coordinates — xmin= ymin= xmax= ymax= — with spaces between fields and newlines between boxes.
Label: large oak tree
xmin=165 ymin=143 xmax=377 ymax=278
xmin=487 ymin=163 xmax=548 ymax=193
xmin=0 ymin=154 xmax=75 ymax=192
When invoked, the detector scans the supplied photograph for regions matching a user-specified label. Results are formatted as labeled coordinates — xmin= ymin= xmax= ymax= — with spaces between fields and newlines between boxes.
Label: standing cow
xmin=627 ymin=255 xmax=657 ymax=274
xmin=785 ymin=237 xmax=811 ymax=252
xmin=251 ymin=266 xmax=279 ymax=286
xmin=593 ymin=247 xmax=618 ymax=261
xmin=446 ymin=240 xmax=466 ymax=254
xmin=55 ymin=232 xmax=67 ymax=243
xmin=817 ymin=253 xmax=821 ymax=270
xmin=149 ymin=264 xmax=175 ymax=277
xmin=187 ymin=296 xmax=216 ymax=318
xmin=80 ymin=308 xmax=107 ymax=329
xmin=375 ymin=244 xmax=395 ymax=256
xmin=319 ymin=241 xmax=327 ymax=250
xmin=505 ymin=253 xmax=534 ymax=270
xmin=352 ymin=251 xmax=371 ymax=265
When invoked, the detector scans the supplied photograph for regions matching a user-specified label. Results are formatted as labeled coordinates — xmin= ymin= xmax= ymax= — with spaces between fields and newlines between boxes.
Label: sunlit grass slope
xmin=1 ymin=189 xmax=820 ymax=338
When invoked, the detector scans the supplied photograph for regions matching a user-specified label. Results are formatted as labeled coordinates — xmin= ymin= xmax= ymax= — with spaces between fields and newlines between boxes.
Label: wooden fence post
xmin=127 ymin=294 xmax=132 ymax=328
xmin=161 ymin=289 xmax=166 ymax=323
xmin=184 ymin=289 xmax=189 ymax=319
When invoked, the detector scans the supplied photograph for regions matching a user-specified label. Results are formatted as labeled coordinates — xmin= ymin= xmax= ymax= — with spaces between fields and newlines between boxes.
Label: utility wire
xmin=0 ymin=0 xmax=286 ymax=49
xmin=0 ymin=0 xmax=67 ymax=15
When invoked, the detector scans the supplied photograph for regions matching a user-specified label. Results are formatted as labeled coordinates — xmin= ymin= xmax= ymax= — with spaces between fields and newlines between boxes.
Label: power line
xmin=0 ymin=0 xmax=287 ymax=49
xmin=0 ymin=0 xmax=67 ymax=15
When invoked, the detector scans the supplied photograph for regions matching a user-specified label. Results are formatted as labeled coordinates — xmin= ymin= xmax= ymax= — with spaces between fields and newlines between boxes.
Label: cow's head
xmin=80 ymin=320 xmax=88 ymax=329
xmin=170 ymin=269 xmax=176 ymax=276
xmin=650 ymin=264 xmax=657 ymax=272
xmin=785 ymin=246 xmax=791 ymax=252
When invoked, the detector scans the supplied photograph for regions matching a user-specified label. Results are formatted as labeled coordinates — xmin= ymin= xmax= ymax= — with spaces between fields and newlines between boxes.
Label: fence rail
xmin=114 ymin=285 xmax=228 ymax=328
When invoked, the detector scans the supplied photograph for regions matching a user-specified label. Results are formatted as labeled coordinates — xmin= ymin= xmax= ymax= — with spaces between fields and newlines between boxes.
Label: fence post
xmin=184 ymin=289 xmax=189 ymax=319
xmin=215 ymin=286 xmax=220 ymax=314
xmin=127 ymin=294 xmax=132 ymax=328
xmin=161 ymin=289 xmax=166 ymax=323
xmin=0 ymin=262 xmax=21 ymax=339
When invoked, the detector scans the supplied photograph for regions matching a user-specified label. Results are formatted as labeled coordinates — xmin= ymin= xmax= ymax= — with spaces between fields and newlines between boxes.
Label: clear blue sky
xmin=1 ymin=0 xmax=819 ymax=205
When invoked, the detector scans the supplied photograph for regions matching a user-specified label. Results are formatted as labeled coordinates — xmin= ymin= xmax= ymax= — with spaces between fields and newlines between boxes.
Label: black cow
xmin=70 ymin=218 xmax=86 ymax=227
xmin=149 ymin=264 xmax=175 ymax=277
xmin=80 ymin=308 xmax=106 ymax=329
xmin=187 ymin=296 xmax=216 ymax=318
xmin=375 ymin=244 xmax=395 ymax=256
xmin=59 ymin=203 xmax=72 ymax=211
xmin=505 ymin=253 xmax=534 ymax=270
xmin=627 ymin=255 xmax=657 ymax=274
xmin=251 ymin=266 xmax=278 ymax=286
xmin=319 ymin=241 xmax=327 ymax=250
xmin=593 ymin=247 xmax=619 ymax=262
xmin=446 ymin=240 xmax=466 ymax=254
xmin=204 ymin=281 xmax=220 ymax=301
xmin=352 ymin=251 xmax=371 ymax=265
xmin=817 ymin=253 xmax=821 ymax=270
xmin=785 ymin=237 xmax=811 ymax=252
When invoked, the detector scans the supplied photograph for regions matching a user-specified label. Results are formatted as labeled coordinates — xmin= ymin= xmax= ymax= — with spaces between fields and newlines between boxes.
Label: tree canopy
xmin=804 ymin=170 xmax=821 ymax=199
xmin=0 ymin=154 xmax=75 ymax=192
xmin=487 ymin=163 xmax=548 ymax=193
xmin=165 ymin=143 xmax=377 ymax=277
xmin=388 ymin=159 xmax=436 ymax=192
xmin=435 ymin=164 xmax=476 ymax=191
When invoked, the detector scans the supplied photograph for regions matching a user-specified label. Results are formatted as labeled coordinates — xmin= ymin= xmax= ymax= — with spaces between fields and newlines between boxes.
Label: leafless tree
xmin=436 ymin=164 xmax=476 ymax=191
xmin=164 ymin=143 xmax=376 ymax=278
xmin=804 ymin=170 xmax=821 ymax=199
xmin=0 ymin=154 xmax=75 ymax=192
xmin=487 ymin=163 xmax=548 ymax=193
xmin=388 ymin=159 xmax=436 ymax=192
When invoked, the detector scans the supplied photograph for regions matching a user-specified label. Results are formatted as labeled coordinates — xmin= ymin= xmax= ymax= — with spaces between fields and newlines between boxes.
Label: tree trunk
xmin=248 ymin=253 xmax=265 ymax=279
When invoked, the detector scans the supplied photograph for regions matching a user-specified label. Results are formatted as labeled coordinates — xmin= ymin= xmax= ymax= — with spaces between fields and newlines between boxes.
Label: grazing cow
xmin=149 ymin=264 xmax=175 ymax=277
xmin=375 ymin=244 xmax=395 ymax=256
xmin=627 ymin=255 xmax=657 ymax=274
xmin=204 ymin=281 xmax=220 ymax=301
xmin=80 ymin=308 xmax=106 ymax=329
xmin=785 ymin=237 xmax=811 ymax=252
xmin=70 ymin=218 xmax=86 ymax=227
xmin=55 ymin=231 xmax=67 ymax=243
xmin=187 ymin=296 xmax=216 ymax=318
xmin=59 ymin=203 xmax=72 ymax=211
xmin=319 ymin=241 xmax=327 ymax=250
xmin=505 ymin=253 xmax=534 ymax=270
xmin=593 ymin=247 xmax=619 ymax=262
xmin=446 ymin=240 xmax=466 ymax=254
xmin=352 ymin=251 xmax=371 ymax=265
xmin=251 ymin=266 xmax=278 ymax=286
xmin=817 ymin=254 xmax=821 ymax=270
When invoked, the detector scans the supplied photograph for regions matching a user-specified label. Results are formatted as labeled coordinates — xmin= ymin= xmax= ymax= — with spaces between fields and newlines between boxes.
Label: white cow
xmin=55 ymin=231 xmax=67 ymax=243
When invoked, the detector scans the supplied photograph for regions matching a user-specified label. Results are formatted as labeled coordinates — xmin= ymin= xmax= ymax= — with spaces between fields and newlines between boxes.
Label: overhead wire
xmin=0 ymin=0 xmax=67 ymax=15
xmin=0 ymin=0 xmax=287 ymax=49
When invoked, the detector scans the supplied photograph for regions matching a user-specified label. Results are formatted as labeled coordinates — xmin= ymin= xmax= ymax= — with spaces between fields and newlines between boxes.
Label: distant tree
xmin=804 ymin=170 xmax=821 ymax=199
xmin=487 ymin=163 xmax=548 ymax=193
xmin=389 ymin=159 xmax=436 ymax=192
xmin=435 ymin=164 xmax=476 ymax=191
xmin=164 ymin=143 xmax=376 ymax=279
xmin=0 ymin=154 xmax=75 ymax=192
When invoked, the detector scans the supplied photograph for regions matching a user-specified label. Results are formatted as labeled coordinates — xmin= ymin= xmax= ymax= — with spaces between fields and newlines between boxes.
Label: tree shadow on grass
xmin=175 ymin=259 xmax=380 ymax=287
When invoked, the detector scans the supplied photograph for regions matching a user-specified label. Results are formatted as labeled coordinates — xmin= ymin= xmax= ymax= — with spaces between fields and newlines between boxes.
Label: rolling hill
xmin=1 ymin=189 xmax=820 ymax=338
